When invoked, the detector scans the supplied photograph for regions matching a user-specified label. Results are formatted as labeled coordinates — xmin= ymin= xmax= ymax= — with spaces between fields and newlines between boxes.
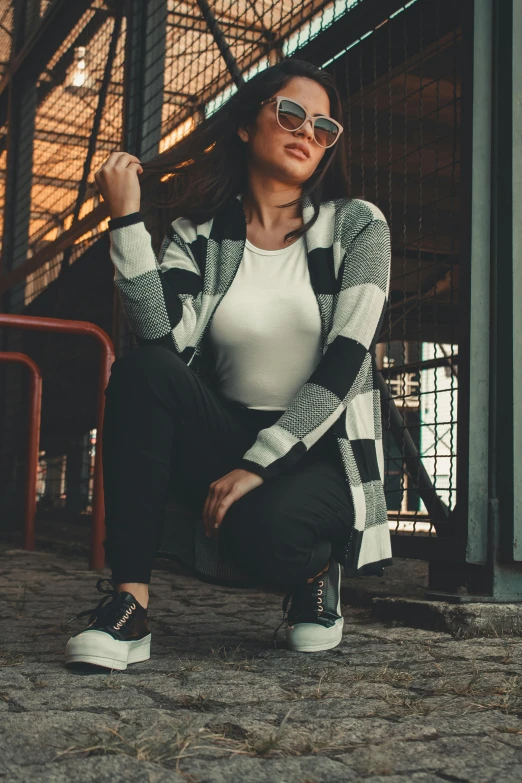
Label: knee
xmin=220 ymin=514 xmax=315 ymax=586
xmin=268 ymin=515 xmax=315 ymax=561
xmin=221 ymin=505 xmax=311 ymax=568
xmin=219 ymin=498 xmax=263 ymax=561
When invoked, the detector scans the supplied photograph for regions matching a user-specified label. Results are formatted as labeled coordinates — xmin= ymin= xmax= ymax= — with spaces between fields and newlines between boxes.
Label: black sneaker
xmin=65 ymin=578 xmax=151 ymax=670
xmin=273 ymin=559 xmax=344 ymax=652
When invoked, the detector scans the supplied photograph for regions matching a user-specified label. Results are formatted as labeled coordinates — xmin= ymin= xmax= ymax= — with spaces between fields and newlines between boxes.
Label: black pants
xmin=101 ymin=344 xmax=355 ymax=587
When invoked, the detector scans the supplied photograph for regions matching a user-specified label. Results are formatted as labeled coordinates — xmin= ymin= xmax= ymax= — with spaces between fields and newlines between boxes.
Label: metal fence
xmin=0 ymin=0 xmax=461 ymax=556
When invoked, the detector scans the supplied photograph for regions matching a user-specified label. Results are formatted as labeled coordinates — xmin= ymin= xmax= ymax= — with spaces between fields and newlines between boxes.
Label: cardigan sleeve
xmin=236 ymin=216 xmax=391 ymax=480
xmin=108 ymin=211 xmax=203 ymax=354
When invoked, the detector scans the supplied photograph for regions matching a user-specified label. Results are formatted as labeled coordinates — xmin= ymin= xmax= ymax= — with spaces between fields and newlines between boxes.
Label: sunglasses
xmin=260 ymin=95 xmax=344 ymax=149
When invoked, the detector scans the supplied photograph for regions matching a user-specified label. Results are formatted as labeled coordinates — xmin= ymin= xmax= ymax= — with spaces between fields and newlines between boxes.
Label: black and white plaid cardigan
xmin=108 ymin=192 xmax=393 ymax=585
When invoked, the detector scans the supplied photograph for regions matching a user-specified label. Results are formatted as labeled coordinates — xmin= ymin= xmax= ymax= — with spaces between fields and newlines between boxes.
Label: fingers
xmin=113 ymin=152 xmax=142 ymax=171
xmin=126 ymin=161 xmax=144 ymax=174
xmin=93 ymin=150 xmax=143 ymax=215
xmin=202 ymin=470 xmax=261 ymax=538
xmin=203 ymin=482 xmax=231 ymax=537
xmin=214 ymin=496 xmax=234 ymax=529
xmin=95 ymin=151 xmax=142 ymax=178
xmin=103 ymin=150 xmax=142 ymax=168
xmin=204 ymin=485 xmax=221 ymax=537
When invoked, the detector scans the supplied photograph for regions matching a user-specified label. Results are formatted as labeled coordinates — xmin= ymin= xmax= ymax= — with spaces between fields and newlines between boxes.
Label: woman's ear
xmin=237 ymin=126 xmax=249 ymax=144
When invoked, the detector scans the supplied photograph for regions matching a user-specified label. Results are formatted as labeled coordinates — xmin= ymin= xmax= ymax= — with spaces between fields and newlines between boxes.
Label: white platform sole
xmin=65 ymin=629 xmax=151 ymax=671
xmin=286 ymin=616 xmax=344 ymax=652
xmin=286 ymin=564 xmax=344 ymax=652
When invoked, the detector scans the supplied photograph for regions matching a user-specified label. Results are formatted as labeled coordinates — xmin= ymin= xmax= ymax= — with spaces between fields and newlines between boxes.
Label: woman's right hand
xmin=94 ymin=151 xmax=144 ymax=219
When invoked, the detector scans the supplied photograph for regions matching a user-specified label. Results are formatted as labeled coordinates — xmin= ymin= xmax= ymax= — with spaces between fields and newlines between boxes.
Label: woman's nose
xmin=295 ymin=118 xmax=314 ymax=140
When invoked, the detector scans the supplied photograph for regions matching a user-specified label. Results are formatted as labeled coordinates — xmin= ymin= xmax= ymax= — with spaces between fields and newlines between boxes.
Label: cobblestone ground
xmin=1 ymin=544 xmax=522 ymax=783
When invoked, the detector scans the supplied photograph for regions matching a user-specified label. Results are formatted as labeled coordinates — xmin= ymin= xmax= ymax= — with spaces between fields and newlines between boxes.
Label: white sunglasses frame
xmin=260 ymin=95 xmax=344 ymax=148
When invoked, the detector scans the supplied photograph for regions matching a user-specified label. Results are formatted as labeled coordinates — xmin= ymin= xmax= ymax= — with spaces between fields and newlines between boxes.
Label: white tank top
xmin=208 ymin=234 xmax=323 ymax=410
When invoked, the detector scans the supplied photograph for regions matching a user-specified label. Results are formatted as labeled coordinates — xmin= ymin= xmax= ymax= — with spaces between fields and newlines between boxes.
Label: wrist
xmin=110 ymin=208 xmax=141 ymax=219
xmin=108 ymin=212 xmax=143 ymax=231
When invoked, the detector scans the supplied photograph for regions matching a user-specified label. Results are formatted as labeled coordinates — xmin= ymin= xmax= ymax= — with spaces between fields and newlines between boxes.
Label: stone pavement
xmin=1 ymin=543 xmax=522 ymax=783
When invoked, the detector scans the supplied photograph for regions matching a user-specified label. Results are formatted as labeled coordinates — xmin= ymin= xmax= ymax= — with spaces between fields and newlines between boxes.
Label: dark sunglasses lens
xmin=314 ymin=117 xmax=339 ymax=147
xmin=277 ymin=100 xmax=339 ymax=147
xmin=278 ymin=99 xmax=306 ymax=130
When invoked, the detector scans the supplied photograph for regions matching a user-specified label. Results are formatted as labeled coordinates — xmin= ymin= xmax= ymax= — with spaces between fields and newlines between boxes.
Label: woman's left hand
xmin=203 ymin=468 xmax=264 ymax=537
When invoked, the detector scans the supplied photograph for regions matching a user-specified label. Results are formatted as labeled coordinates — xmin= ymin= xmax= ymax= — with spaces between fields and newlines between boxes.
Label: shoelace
xmin=273 ymin=592 xmax=292 ymax=647
xmin=66 ymin=577 xmax=134 ymax=629
xmin=272 ymin=578 xmax=328 ymax=647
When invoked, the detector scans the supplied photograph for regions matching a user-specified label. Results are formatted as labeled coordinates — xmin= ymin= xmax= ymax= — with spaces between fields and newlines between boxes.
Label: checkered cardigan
xmin=108 ymin=192 xmax=393 ymax=584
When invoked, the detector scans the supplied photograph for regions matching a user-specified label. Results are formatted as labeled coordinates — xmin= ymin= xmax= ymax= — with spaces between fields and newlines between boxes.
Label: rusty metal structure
xmin=0 ymin=0 xmax=520 ymax=599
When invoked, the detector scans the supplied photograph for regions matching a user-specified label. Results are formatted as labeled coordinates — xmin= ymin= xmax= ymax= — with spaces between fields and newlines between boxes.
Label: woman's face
xmin=238 ymin=76 xmax=332 ymax=185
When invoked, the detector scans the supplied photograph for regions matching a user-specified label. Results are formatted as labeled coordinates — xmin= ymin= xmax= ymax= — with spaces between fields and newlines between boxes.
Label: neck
xmin=241 ymin=174 xmax=303 ymax=231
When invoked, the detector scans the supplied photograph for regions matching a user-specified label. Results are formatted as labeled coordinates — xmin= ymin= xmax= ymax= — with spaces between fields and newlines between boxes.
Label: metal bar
xmin=31 ymin=130 xmax=117 ymax=150
xmin=60 ymin=3 xmax=123 ymax=271
xmin=168 ymin=11 xmax=267 ymax=35
xmin=426 ymin=0 xmax=522 ymax=600
xmin=166 ymin=20 xmax=265 ymax=44
xmin=377 ymin=371 xmax=452 ymax=530
xmin=0 ymin=4 xmax=37 ymax=279
xmin=123 ymin=0 xmax=168 ymax=163
xmin=0 ymin=1 xmax=462 ymax=284
xmin=24 ymin=0 xmax=43 ymax=42
xmin=461 ymin=0 xmax=493 ymax=565
xmin=159 ymin=0 xmax=330 ymax=138
xmin=0 ymin=0 xmax=92 ymax=99
xmin=379 ymin=353 xmax=458 ymax=378
xmin=299 ymin=0 xmax=458 ymax=71
xmin=0 ymin=12 xmax=119 ymax=155
xmin=492 ymin=0 xmax=514 ymax=561
xmin=195 ymin=0 xmax=245 ymax=90
xmin=0 ymin=169 xmax=100 ymax=190
xmin=513 ymin=0 xmax=522 ymax=559
xmin=0 ymin=352 xmax=42 ymax=551
xmin=0 ymin=313 xmax=115 ymax=571
xmin=113 ymin=0 xmax=169 ymax=356
xmin=0 ymin=0 xmax=95 ymax=153
xmin=0 ymin=201 xmax=109 ymax=294
xmin=31 ymin=8 xmax=111 ymax=124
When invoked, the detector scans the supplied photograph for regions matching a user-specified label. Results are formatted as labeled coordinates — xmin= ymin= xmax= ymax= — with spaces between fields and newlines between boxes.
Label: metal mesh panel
xmin=25 ymin=1 xmax=125 ymax=304
xmin=25 ymin=0 xmax=57 ymax=40
xmin=0 ymin=0 xmax=461 ymax=555
xmin=0 ymin=0 xmax=13 ymax=249
xmin=0 ymin=1 xmax=13 ymax=82
xmin=336 ymin=1 xmax=460 ymax=539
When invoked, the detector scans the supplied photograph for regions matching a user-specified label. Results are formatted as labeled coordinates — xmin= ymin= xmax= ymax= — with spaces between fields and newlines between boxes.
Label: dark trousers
xmin=101 ymin=344 xmax=355 ymax=587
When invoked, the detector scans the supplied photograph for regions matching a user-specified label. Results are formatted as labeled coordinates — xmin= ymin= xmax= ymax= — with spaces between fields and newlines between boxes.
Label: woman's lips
xmin=285 ymin=146 xmax=308 ymax=160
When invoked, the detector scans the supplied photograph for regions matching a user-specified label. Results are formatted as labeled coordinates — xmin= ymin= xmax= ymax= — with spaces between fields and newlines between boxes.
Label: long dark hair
xmin=143 ymin=58 xmax=350 ymax=244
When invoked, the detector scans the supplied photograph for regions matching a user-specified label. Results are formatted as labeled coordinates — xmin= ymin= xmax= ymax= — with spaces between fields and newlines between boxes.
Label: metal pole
xmin=0 ymin=313 xmax=115 ymax=570
xmin=427 ymin=0 xmax=522 ymax=601
xmin=196 ymin=0 xmax=245 ymax=90
xmin=512 ymin=0 xmax=522 ymax=561
xmin=0 ymin=352 xmax=42 ymax=551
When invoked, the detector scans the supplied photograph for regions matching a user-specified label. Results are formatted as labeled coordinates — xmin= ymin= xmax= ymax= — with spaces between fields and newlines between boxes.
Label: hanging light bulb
xmin=72 ymin=46 xmax=87 ymax=87
xmin=65 ymin=46 xmax=95 ymax=93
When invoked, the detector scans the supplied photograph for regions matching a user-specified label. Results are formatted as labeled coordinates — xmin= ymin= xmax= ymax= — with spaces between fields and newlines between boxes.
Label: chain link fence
xmin=0 ymin=0 xmax=461 ymax=555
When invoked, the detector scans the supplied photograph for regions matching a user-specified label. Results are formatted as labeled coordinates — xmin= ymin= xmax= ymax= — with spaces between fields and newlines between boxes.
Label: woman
xmin=65 ymin=58 xmax=392 ymax=671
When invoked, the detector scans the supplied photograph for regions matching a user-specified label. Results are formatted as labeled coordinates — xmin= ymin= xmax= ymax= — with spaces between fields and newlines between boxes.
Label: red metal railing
xmin=0 ymin=314 xmax=115 ymax=569
xmin=0 ymin=352 xmax=42 ymax=551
